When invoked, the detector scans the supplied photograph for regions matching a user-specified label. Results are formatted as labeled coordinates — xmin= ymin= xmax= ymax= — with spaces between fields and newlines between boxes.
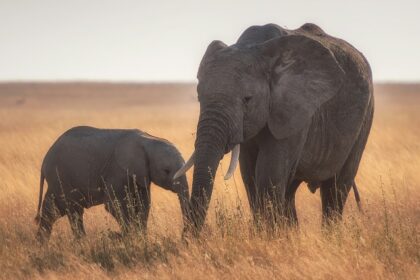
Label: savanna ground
xmin=0 ymin=82 xmax=418 ymax=279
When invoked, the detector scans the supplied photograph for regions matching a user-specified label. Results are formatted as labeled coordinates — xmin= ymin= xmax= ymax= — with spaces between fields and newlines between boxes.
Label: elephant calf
xmin=35 ymin=126 xmax=190 ymax=242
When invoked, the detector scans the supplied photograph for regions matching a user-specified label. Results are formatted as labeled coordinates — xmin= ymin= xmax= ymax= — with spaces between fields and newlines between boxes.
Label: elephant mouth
xmin=224 ymin=141 xmax=243 ymax=154
xmin=224 ymin=142 xmax=238 ymax=154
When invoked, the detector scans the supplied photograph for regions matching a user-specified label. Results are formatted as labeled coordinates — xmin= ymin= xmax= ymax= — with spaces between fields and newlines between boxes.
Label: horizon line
xmin=1 ymin=79 xmax=420 ymax=85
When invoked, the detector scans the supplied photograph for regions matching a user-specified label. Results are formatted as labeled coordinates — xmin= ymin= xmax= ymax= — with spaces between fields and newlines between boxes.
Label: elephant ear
xmin=259 ymin=35 xmax=345 ymax=139
xmin=115 ymin=135 xmax=148 ymax=177
xmin=197 ymin=40 xmax=227 ymax=79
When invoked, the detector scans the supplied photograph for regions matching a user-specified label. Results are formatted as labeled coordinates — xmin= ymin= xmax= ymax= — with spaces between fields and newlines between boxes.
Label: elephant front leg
xmin=104 ymin=199 xmax=130 ymax=232
xmin=255 ymin=156 xmax=288 ymax=228
xmin=104 ymin=187 xmax=131 ymax=233
xmin=67 ymin=205 xmax=86 ymax=239
xmin=239 ymin=140 xmax=260 ymax=225
xmin=254 ymin=128 xmax=305 ymax=229
xmin=134 ymin=183 xmax=151 ymax=234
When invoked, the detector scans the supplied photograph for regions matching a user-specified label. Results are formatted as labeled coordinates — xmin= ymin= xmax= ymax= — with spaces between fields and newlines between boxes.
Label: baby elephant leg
xmin=67 ymin=204 xmax=86 ymax=239
xmin=134 ymin=184 xmax=151 ymax=234
xmin=104 ymin=188 xmax=151 ymax=235
xmin=103 ymin=178 xmax=131 ymax=232
xmin=36 ymin=191 xmax=64 ymax=243
xmin=104 ymin=197 xmax=130 ymax=232
xmin=103 ymin=175 xmax=151 ymax=235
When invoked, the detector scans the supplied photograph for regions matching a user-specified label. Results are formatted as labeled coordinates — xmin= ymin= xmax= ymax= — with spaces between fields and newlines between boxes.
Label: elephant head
xmin=144 ymin=138 xmax=190 ymax=226
xmin=175 ymin=33 xmax=345 ymax=233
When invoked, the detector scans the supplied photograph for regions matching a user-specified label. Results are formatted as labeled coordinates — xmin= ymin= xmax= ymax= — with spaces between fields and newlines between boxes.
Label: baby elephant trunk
xmin=174 ymin=175 xmax=190 ymax=227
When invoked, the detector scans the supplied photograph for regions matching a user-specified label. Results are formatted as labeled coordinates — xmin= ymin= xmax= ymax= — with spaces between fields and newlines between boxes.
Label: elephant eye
xmin=244 ymin=96 xmax=252 ymax=104
xmin=163 ymin=168 xmax=170 ymax=174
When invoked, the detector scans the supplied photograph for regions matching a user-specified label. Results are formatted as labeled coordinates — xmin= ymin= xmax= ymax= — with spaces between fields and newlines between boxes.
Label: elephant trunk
xmin=175 ymin=175 xmax=190 ymax=227
xmin=187 ymin=109 xmax=230 ymax=233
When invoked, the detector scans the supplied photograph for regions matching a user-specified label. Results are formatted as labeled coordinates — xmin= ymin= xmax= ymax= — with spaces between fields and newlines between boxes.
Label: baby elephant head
xmin=146 ymin=140 xmax=190 ymax=225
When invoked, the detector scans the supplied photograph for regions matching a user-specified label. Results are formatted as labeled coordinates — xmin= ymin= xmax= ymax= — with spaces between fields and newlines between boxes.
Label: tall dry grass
xmin=0 ymin=83 xmax=418 ymax=279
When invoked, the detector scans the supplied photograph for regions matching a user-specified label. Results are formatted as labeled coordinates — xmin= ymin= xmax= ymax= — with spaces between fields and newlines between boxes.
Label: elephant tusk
xmin=224 ymin=144 xmax=240 ymax=180
xmin=173 ymin=151 xmax=195 ymax=180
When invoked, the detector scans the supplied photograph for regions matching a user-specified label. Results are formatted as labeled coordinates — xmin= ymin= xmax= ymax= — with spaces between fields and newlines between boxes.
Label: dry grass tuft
xmin=0 ymin=83 xmax=418 ymax=279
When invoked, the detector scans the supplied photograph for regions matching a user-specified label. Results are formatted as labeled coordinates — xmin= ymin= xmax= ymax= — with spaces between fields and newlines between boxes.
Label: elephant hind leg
xmin=321 ymin=100 xmax=373 ymax=225
xmin=67 ymin=205 xmax=86 ymax=239
xmin=36 ymin=191 xmax=64 ymax=243
xmin=285 ymin=179 xmax=302 ymax=226
xmin=320 ymin=177 xmax=352 ymax=225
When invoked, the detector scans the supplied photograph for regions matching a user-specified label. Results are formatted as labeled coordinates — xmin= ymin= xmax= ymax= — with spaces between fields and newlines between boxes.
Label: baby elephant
xmin=35 ymin=126 xmax=190 ymax=242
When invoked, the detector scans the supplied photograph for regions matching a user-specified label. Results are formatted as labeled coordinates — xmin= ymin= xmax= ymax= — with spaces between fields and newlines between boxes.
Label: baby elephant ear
xmin=197 ymin=40 xmax=227 ymax=79
xmin=259 ymin=35 xmax=345 ymax=139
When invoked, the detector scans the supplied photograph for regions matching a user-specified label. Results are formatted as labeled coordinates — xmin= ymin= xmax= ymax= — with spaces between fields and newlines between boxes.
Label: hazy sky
xmin=1 ymin=0 xmax=419 ymax=82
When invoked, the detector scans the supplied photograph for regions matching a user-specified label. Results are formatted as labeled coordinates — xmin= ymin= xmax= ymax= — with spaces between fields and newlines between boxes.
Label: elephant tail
xmin=34 ymin=172 xmax=45 ymax=224
xmin=353 ymin=181 xmax=362 ymax=212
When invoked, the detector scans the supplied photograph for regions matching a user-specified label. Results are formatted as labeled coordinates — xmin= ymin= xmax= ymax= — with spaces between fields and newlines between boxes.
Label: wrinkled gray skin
xmin=185 ymin=23 xmax=374 ymax=233
xmin=35 ymin=126 xmax=189 ymax=242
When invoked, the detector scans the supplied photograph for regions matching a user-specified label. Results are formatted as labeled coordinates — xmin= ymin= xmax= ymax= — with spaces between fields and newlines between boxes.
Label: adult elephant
xmin=175 ymin=23 xmax=374 ymax=233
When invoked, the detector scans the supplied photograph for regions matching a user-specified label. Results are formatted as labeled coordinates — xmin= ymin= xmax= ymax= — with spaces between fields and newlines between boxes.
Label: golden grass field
xmin=0 ymin=82 xmax=418 ymax=279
